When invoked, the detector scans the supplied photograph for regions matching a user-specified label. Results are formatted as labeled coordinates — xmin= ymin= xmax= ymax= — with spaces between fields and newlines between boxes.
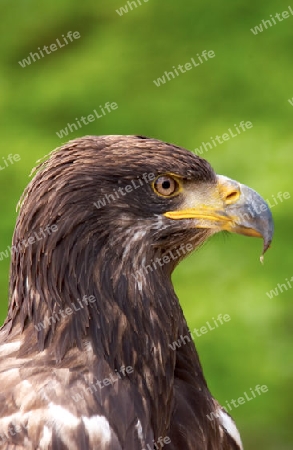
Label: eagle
xmin=0 ymin=135 xmax=273 ymax=450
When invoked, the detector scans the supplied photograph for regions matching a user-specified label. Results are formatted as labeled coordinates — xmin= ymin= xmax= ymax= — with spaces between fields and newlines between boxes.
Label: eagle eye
xmin=153 ymin=175 xmax=179 ymax=197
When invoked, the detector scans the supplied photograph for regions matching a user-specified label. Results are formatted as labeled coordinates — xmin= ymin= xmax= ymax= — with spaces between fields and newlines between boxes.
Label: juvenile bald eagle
xmin=0 ymin=136 xmax=273 ymax=449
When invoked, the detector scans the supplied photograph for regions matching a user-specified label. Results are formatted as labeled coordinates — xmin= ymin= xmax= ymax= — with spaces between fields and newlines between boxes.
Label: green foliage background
xmin=0 ymin=1 xmax=292 ymax=448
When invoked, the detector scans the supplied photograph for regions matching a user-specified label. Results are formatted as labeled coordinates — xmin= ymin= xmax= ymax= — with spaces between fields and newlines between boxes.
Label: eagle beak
xmin=164 ymin=175 xmax=274 ymax=260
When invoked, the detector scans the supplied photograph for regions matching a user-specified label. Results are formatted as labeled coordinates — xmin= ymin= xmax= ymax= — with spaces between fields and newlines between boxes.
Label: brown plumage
xmin=0 ymin=135 xmax=273 ymax=449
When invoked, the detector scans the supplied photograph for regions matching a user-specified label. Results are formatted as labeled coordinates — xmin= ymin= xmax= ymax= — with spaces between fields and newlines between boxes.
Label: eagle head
xmin=6 ymin=135 xmax=273 ymax=364
xmin=1 ymin=135 xmax=273 ymax=449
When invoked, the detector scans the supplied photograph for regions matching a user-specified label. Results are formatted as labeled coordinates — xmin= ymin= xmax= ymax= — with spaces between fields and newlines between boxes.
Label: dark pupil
xmin=162 ymin=180 xmax=171 ymax=190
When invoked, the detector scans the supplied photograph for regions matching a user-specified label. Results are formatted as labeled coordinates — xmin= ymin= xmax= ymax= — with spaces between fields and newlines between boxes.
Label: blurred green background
xmin=0 ymin=1 xmax=292 ymax=448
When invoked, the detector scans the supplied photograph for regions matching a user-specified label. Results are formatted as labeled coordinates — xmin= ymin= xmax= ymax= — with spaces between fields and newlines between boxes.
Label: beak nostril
xmin=217 ymin=175 xmax=241 ymax=204
xmin=225 ymin=190 xmax=240 ymax=204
